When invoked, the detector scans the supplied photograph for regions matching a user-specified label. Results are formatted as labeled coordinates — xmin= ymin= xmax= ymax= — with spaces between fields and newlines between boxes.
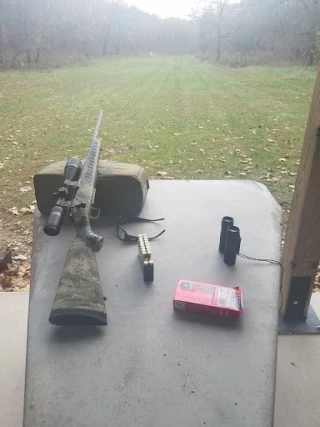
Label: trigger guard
xmin=90 ymin=207 xmax=100 ymax=219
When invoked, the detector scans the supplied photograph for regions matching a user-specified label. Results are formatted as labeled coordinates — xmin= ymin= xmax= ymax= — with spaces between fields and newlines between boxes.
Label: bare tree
xmin=0 ymin=3 xmax=3 ymax=64
xmin=212 ymin=0 xmax=229 ymax=61
xmin=196 ymin=1 xmax=231 ymax=61
xmin=195 ymin=0 xmax=320 ymax=65
xmin=22 ymin=0 xmax=31 ymax=64
xmin=299 ymin=0 xmax=319 ymax=65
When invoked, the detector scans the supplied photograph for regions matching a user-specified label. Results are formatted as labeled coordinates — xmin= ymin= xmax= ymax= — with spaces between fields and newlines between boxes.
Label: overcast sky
xmin=124 ymin=0 xmax=201 ymax=18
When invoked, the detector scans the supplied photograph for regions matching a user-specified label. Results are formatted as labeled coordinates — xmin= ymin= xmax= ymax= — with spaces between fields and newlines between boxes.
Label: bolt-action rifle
xmin=44 ymin=110 xmax=107 ymax=326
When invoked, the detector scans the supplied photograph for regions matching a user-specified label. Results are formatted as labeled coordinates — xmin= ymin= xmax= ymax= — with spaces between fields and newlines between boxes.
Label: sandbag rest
xmin=34 ymin=160 xmax=149 ymax=216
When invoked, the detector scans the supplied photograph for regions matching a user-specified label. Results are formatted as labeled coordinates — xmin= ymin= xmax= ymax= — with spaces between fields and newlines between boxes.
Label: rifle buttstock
xmin=49 ymin=235 xmax=107 ymax=326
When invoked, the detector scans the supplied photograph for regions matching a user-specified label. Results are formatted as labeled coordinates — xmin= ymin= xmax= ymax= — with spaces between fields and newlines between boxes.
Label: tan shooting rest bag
xmin=34 ymin=160 xmax=149 ymax=216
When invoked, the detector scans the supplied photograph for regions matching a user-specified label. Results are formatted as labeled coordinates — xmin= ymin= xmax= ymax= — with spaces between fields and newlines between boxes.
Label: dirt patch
xmin=0 ymin=216 xmax=33 ymax=292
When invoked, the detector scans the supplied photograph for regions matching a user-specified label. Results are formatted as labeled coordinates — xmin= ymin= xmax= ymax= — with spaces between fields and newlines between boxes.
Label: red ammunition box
xmin=173 ymin=280 xmax=244 ymax=319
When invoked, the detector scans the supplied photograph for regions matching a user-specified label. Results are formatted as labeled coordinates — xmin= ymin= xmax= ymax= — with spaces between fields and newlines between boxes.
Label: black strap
xmin=117 ymin=214 xmax=165 ymax=242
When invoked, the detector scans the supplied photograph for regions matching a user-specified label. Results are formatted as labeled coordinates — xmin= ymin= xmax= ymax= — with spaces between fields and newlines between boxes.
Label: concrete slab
xmin=0 ymin=294 xmax=319 ymax=427
xmin=275 ymin=293 xmax=320 ymax=427
xmin=279 ymin=293 xmax=320 ymax=334
xmin=0 ymin=293 xmax=29 ymax=427
xmin=311 ymin=292 xmax=320 ymax=314
xmin=275 ymin=335 xmax=320 ymax=427
xmin=25 ymin=181 xmax=282 ymax=427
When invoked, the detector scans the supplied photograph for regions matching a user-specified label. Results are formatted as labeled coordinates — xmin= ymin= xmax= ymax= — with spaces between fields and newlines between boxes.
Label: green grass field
xmin=0 ymin=57 xmax=316 ymax=224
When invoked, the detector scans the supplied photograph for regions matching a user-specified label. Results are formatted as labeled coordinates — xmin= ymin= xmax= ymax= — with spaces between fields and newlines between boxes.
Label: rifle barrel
xmin=93 ymin=110 xmax=103 ymax=140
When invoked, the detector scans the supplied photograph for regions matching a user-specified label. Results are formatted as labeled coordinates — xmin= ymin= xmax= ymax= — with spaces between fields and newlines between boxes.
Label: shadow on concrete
xmin=50 ymin=325 xmax=104 ymax=343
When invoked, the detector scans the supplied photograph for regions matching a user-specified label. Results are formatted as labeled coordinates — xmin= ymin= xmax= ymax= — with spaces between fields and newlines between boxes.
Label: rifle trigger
xmin=90 ymin=206 xmax=100 ymax=219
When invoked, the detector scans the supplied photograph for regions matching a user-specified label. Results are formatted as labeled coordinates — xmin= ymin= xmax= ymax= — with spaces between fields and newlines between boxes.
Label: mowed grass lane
xmin=0 ymin=57 xmax=315 ymax=224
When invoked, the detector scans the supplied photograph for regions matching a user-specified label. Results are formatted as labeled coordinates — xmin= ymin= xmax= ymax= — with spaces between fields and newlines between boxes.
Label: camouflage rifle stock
xmin=44 ymin=110 xmax=107 ymax=326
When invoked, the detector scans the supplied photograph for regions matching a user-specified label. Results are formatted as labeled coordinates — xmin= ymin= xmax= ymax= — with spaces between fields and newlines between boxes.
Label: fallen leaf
xmin=4 ymin=263 xmax=18 ymax=275
xmin=18 ymin=263 xmax=31 ymax=275
xmin=19 ymin=205 xmax=35 ymax=214
xmin=267 ymin=139 xmax=276 ymax=143
xmin=279 ymin=158 xmax=287 ymax=162
xmin=14 ymin=276 xmax=29 ymax=289
xmin=13 ymin=254 xmax=28 ymax=262
xmin=9 ymin=207 xmax=19 ymax=215
xmin=0 ymin=274 xmax=12 ymax=288
xmin=239 ymin=172 xmax=247 ymax=177
xmin=106 ymin=148 xmax=116 ymax=155
xmin=156 ymin=171 xmax=168 ymax=177
xmin=19 ymin=186 xmax=32 ymax=193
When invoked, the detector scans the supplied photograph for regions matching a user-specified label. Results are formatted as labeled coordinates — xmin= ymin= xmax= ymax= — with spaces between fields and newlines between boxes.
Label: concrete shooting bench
xmin=24 ymin=180 xmax=282 ymax=427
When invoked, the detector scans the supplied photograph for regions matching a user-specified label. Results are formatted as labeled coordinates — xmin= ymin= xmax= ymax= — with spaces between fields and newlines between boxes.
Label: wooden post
xmin=281 ymin=70 xmax=320 ymax=320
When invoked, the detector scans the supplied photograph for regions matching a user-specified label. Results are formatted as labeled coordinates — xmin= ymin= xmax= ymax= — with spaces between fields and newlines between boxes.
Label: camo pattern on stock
xmin=49 ymin=235 xmax=107 ymax=325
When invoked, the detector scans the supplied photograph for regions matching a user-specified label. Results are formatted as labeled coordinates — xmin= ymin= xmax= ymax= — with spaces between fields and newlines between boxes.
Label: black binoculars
xmin=219 ymin=216 xmax=241 ymax=266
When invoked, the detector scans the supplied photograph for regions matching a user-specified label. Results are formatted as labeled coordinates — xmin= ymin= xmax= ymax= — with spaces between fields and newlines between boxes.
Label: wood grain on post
xmin=281 ymin=70 xmax=320 ymax=319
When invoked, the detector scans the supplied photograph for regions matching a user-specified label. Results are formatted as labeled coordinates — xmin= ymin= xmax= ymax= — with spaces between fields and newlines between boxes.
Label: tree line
xmin=196 ymin=0 xmax=320 ymax=66
xmin=0 ymin=0 xmax=318 ymax=68
xmin=0 ymin=0 xmax=195 ymax=67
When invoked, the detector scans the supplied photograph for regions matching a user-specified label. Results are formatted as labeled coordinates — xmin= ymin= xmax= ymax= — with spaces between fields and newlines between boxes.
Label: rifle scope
xmin=44 ymin=157 xmax=82 ymax=236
